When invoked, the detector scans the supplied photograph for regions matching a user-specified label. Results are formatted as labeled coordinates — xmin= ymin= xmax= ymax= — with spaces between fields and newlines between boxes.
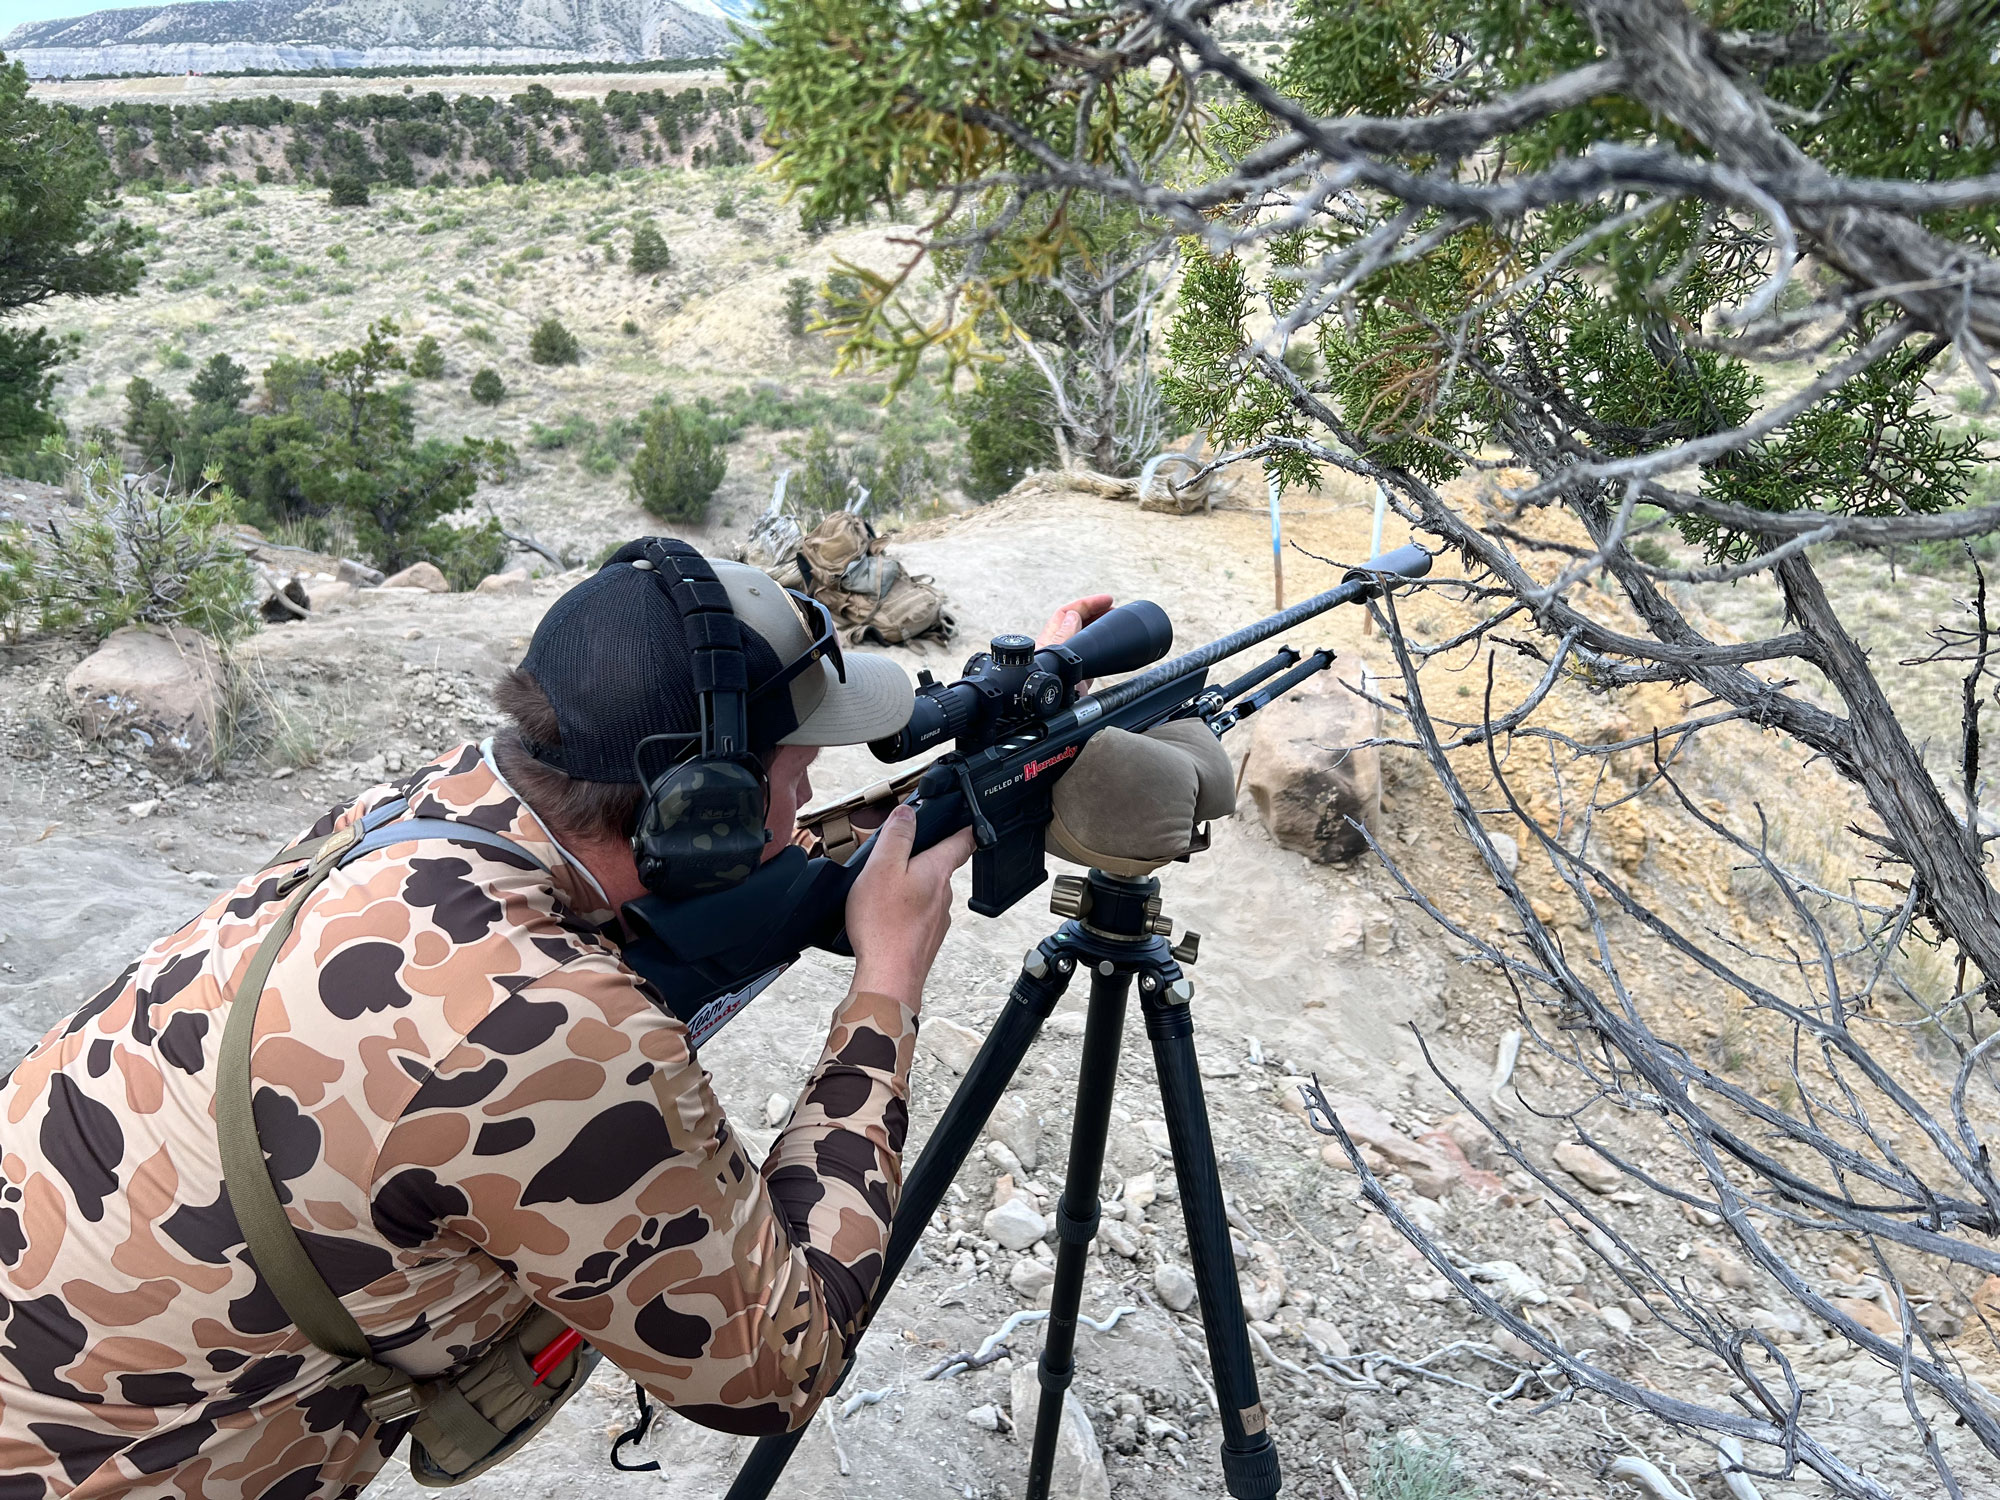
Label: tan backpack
xmin=795 ymin=513 xmax=954 ymax=646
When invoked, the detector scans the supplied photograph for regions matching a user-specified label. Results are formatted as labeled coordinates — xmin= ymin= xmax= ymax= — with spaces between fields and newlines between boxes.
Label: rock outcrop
xmin=1242 ymin=672 xmax=1382 ymax=863
xmin=5 ymin=0 xmax=741 ymax=77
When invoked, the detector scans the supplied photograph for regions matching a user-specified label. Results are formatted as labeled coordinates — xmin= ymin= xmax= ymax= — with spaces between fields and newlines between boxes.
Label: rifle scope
xmin=870 ymin=600 xmax=1173 ymax=763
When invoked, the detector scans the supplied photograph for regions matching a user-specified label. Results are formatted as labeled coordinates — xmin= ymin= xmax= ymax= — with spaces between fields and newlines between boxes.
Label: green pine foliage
xmin=470 ymin=367 xmax=506 ymax=404
xmin=529 ymin=316 xmax=581 ymax=366
xmin=743 ymin=0 xmax=2000 ymax=563
xmin=327 ymin=173 xmax=370 ymax=206
xmin=408 ymin=334 xmax=446 ymax=379
xmin=0 ymin=55 xmax=145 ymax=459
xmin=630 ymin=221 xmax=671 ymax=274
xmin=954 ymin=362 xmax=1057 ymax=501
xmin=115 ymin=322 xmax=508 ymax=585
xmin=630 ymin=403 xmax=729 ymax=521
xmin=783 ymin=277 xmax=814 ymax=338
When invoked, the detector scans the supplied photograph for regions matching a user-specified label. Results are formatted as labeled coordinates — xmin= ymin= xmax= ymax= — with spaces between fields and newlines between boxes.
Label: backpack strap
xmin=219 ymin=813 xmax=549 ymax=1422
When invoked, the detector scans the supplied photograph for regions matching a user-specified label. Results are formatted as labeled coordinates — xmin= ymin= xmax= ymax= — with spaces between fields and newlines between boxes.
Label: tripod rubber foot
xmin=1220 ymin=1436 xmax=1282 ymax=1500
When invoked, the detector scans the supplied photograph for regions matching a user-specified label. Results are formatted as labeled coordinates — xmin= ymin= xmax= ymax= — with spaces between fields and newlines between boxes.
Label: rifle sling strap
xmin=218 ymin=804 xmax=548 ymax=1417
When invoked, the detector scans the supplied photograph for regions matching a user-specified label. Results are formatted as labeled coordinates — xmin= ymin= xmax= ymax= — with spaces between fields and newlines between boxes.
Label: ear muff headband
xmin=629 ymin=541 xmax=772 ymax=899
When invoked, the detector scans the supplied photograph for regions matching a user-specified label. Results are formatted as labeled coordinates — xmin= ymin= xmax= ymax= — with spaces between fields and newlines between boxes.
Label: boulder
xmin=1554 ymin=1141 xmax=1623 ymax=1195
xmin=984 ymin=1197 xmax=1049 ymax=1252
xmin=474 ymin=567 xmax=531 ymax=595
xmin=381 ymin=561 xmax=450 ymax=592
xmin=1012 ymin=1365 xmax=1110 ymax=1500
xmin=1313 ymin=1092 xmax=1457 ymax=1198
xmin=922 ymin=1017 xmax=984 ymax=1075
xmin=308 ymin=578 xmax=358 ymax=612
xmin=1242 ymin=674 xmax=1381 ymax=863
xmin=987 ymin=1092 xmax=1042 ymax=1172
xmin=65 ymin=625 xmax=225 ymax=766
xmin=1153 ymin=1262 xmax=1198 ymax=1313
xmin=1009 ymin=1259 xmax=1057 ymax=1300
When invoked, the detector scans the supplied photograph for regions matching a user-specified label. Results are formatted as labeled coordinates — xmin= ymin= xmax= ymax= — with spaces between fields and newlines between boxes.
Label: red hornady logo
xmin=1024 ymin=745 xmax=1079 ymax=781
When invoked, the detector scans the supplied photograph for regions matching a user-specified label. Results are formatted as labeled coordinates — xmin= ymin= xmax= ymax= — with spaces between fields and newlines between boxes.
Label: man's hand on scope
xmin=1037 ymin=594 xmax=1115 ymax=651
xmin=846 ymin=803 xmax=976 ymax=1008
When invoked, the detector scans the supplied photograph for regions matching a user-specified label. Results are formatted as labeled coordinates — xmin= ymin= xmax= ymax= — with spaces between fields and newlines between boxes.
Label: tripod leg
xmin=724 ymin=941 xmax=1075 ymax=1500
xmin=1141 ymin=977 xmax=1282 ymax=1500
xmin=1025 ymin=964 xmax=1129 ymax=1500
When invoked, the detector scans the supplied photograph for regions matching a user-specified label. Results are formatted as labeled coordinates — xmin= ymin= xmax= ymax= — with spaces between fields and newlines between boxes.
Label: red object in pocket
xmin=530 ymin=1328 xmax=585 ymax=1387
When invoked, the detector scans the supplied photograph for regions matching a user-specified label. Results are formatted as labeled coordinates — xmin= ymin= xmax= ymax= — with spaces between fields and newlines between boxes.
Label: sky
xmin=3 ymin=0 xmax=178 ymax=33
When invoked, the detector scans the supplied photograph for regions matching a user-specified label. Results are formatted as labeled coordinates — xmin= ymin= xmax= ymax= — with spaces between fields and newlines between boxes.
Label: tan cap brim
xmin=778 ymin=652 xmax=914 ymax=747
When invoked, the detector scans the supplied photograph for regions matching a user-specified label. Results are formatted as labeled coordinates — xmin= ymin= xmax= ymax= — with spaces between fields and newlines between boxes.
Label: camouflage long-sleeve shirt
xmin=0 ymin=743 xmax=916 ymax=1498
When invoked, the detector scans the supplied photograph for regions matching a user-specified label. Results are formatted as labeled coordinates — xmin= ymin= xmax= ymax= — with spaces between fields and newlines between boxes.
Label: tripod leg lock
xmin=1221 ymin=1437 xmax=1283 ymax=1499
xmin=1053 ymin=1197 xmax=1098 ymax=1246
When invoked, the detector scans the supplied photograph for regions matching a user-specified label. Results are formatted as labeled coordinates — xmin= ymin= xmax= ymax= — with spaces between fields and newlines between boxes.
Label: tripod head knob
xmin=1049 ymin=873 xmax=1092 ymax=921
xmin=1169 ymin=931 xmax=1201 ymax=965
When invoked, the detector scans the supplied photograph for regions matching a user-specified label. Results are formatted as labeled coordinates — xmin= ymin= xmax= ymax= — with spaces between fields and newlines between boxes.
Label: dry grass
xmin=48 ymin=164 xmax=948 ymax=563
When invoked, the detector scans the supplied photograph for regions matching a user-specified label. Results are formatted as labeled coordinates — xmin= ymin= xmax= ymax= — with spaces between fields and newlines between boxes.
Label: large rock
xmin=987 ymin=1092 xmax=1042 ymax=1172
xmin=922 ymin=1017 xmax=985 ymax=1075
xmin=381 ymin=561 xmax=450 ymax=592
xmin=1011 ymin=1366 xmax=1111 ymax=1500
xmin=65 ymin=625 xmax=225 ymax=766
xmin=474 ymin=567 xmax=530 ymax=595
xmin=1554 ymin=1141 xmax=1623 ymax=1195
xmin=1242 ymin=673 xmax=1381 ymax=863
xmin=1312 ymin=1092 xmax=1457 ymax=1198
xmin=984 ymin=1197 xmax=1049 ymax=1252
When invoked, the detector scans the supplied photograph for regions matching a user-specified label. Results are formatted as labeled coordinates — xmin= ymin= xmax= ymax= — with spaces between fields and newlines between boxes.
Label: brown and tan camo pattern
xmin=0 ymin=744 xmax=918 ymax=1498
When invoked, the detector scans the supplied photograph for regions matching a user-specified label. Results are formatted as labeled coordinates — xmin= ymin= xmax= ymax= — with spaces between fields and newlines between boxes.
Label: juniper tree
xmin=746 ymin=1 xmax=2000 ymax=1492
xmin=630 ymin=221 xmax=671 ymax=275
xmin=0 ymin=55 xmax=143 ymax=454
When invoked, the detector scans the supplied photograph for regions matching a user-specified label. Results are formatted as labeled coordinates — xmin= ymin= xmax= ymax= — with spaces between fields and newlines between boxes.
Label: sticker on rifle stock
xmin=1238 ymin=1403 xmax=1268 ymax=1435
xmin=685 ymin=964 xmax=789 ymax=1049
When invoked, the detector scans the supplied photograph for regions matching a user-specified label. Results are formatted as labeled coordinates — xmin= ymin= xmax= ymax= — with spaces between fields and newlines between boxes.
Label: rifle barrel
xmin=1087 ymin=543 xmax=1431 ymax=717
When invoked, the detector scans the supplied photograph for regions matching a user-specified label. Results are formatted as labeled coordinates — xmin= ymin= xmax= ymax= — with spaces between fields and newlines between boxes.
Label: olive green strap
xmin=217 ymin=823 xmax=402 ymax=1373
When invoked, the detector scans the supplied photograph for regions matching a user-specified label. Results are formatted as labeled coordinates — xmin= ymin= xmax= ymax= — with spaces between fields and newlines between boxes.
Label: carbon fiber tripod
xmin=724 ymin=865 xmax=1281 ymax=1500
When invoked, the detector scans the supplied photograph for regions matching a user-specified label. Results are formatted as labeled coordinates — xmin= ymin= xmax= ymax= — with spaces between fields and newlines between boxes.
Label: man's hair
xmin=492 ymin=668 xmax=646 ymax=843
xmin=491 ymin=668 xmax=781 ymax=846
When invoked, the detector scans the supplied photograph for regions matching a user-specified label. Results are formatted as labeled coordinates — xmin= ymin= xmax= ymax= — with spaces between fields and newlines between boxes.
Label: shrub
xmin=630 ymin=220 xmax=670 ymax=273
xmin=470 ymin=367 xmax=506 ymax=404
xmin=621 ymin=318 xmax=641 ymax=336
xmin=955 ymin=361 xmax=1057 ymax=501
xmin=188 ymin=352 xmax=250 ymax=409
xmin=714 ymin=193 xmax=736 ymax=220
xmin=328 ymin=174 xmax=370 ymax=207
xmin=408 ymin=334 xmax=446 ymax=379
xmin=1367 ymin=1436 xmax=1476 ymax=1500
xmin=254 ymin=163 xmax=274 ymax=184
xmin=630 ymin=404 xmax=728 ymax=521
xmin=528 ymin=316 xmax=580 ymax=366
xmin=783 ymin=277 xmax=813 ymax=339
xmin=0 ymin=453 xmax=257 ymax=644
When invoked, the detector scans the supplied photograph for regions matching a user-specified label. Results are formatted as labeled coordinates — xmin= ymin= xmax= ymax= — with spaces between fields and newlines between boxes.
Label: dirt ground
xmin=5 ymin=474 xmax=1996 ymax=1500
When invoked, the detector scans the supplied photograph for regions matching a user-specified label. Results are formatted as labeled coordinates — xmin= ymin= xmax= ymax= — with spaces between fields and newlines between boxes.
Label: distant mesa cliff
xmin=2 ymin=0 xmax=748 ymax=76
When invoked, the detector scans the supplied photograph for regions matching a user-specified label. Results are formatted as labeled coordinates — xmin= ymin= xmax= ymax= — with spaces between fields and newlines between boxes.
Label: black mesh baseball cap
xmin=516 ymin=538 xmax=913 ymax=784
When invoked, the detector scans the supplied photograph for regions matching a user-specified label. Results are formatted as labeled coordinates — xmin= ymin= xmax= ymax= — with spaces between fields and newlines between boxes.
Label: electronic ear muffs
xmin=628 ymin=540 xmax=773 ymax=899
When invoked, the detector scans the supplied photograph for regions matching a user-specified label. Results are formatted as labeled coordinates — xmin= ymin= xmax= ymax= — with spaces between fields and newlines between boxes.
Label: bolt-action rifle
xmin=616 ymin=545 xmax=1432 ymax=1043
